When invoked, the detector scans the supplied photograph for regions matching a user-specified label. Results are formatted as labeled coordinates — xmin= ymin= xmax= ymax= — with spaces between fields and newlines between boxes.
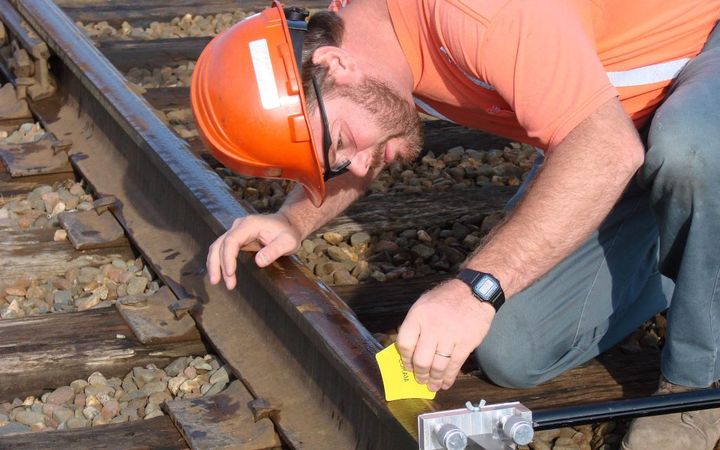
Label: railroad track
xmin=0 ymin=1 xmax=691 ymax=449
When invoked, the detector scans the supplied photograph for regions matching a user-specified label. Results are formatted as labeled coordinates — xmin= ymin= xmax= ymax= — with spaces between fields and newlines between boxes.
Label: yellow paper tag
xmin=375 ymin=343 xmax=436 ymax=401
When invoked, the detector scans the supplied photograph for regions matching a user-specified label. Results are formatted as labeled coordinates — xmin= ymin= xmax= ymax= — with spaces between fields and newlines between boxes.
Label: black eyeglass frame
xmin=312 ymin=75 xmax=350 ymax=181
xmin=286 ymin=7 xmax=349 ymax=182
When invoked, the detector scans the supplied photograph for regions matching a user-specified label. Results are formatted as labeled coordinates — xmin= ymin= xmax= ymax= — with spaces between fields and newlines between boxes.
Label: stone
xmin=75 ymin=294 xmax=100 ymax=311
xmin=183 ymin=366 xmax=197 ymax=380
xmin=316 ymin=261 xmax=345 ymax=277
xmin=101 ymin=399 xmax=120 ymax=420
xmin=141 ymin=381 xmax=167 ymax=395
xmin=534 ymin=429 xmax=562 ymax=443
xmin=69 ymin=183 xmax=85 ymax=196
xmin=167 ymin=376 xmax=187 ymax=396
xmin=333 ymin=270 xmax=359 ymax=285
xmin=82 ymin=406 xmax=100 ymax=420
xmin=179 ymin=379 xmax=201 ymax=394
xmin=5 ymin=286 xmax=26 ymax=297
xmin=47 ymin=386 xmax=75 ymax=405
xmin=326 ymin=246 xmax=357 ymax=263
xmin=53 ymin=290 xmax=73 ymax=305
xmin=133 ymin=367 xmax=158 ymax=387
xmin=193 ymin=362 xmax=213 ymax=372
xmin=147 ymin=392 xmax=171 ymax=406
xmin=0 ymin=300 xmax=22 ymax=319
xmin=26 ymin=286 xmax=46 ymax=301
xmin=463 ymin=234 xmax=483 ymax=250
xmin=110 ymin=414 xmax=130 ymax=424
xmin=86 ymin=371 xmax=106 ymax=386
xmin=66 ymin=417 xmax=88 ymax=429
xmin=73 ymin=394 xmax=86 ymax=408
xmin=14 ymin=410 xmax=44 ymax=426
xmin=163 ymin=357 xmax=188 ymax=377
xmin=411 ymin=244 xmax=436 ymax=259
xmin=349 ymin=232 xmax=371 ymax=250
xmin=528 ymin=440 xmax=552 ymax=450
xmin=374 ymin=240 xmax=399 ymax=253
xmin=204 ymin=380 xmax=228 ymax=396
xmin=42 ymin=403 xmax=58 ymax=416
xmin=85 ymin=385 xmax=114 ymax=398
xmin=300 ymin=239 xmax=316 ymax=254
xmin=70 ymin=379 xmax=88 ymax=393
xmin=417 ymin=230 xmax=433 ymax=242
xmin=322 ymin=231 xmax=344 ymax=245
xmin=144 ymin=409 xmax=164 ymax=420
xmin=126 ymin=276 xmax=148 ymax=295
xmin=209 ymin=366 xmax=230 ymax=385
xmin=42 ymin=192 xmax=60 ymax=214
xmin=78 ymin=267 xmax=101 ymax=284
xmin=52 ymin=406 xmax=74 ymax=424
xmin=480 ymin=212 xmax=504 ymax=235
xmin=107 ymin=377 xmax=123 ymax=390
xmin=0 ymin=422 xmax=31 ymax=435
xmin=122 ymin=374 xmax=138 ymax=392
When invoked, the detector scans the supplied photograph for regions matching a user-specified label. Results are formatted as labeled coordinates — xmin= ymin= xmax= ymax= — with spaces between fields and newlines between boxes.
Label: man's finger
xmin=427 ymin=345 xmax=454 ymax=391
xmin=396 ymin=317 xmax=421 ymax=371
xmin=412 ymin=333 xmax=437 ymax=385
xmin=255 ymin=233 xmax=296 ymax=267
xmin=221 ymin=225 xmax=258 ymax=289
xmin=206 ymin=239 xmax=222 ymax=285
xmin=441 ymin=353 xmax=468 ymax=390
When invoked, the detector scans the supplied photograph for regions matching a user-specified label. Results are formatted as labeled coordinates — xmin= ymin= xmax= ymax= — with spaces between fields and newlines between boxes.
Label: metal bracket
xmin=418 ymin=401 xmax=533 ymax=450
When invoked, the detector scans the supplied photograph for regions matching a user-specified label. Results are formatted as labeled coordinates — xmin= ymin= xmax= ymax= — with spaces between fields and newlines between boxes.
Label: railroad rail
xmin=1 ymin=1 xmax=719 ymax=449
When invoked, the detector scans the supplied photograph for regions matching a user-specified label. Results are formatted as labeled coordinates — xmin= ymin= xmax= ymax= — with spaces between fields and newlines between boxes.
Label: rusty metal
xmin=164 ymin=381 xmax=282 ymax=450
xmin=0 ymin=0 xmax=54 ymax=99
xmin=58 ymin=209 xmax=126 ymax=250
xmin=4 ymin=0 xmax=429 ymax=448
xmin=116 ymin=286 xmax=200 ymax=345
xmin=169 ymin=296 xmax=199 ymax=319
xmin=0 ymin=135 xmax=73 ymax=177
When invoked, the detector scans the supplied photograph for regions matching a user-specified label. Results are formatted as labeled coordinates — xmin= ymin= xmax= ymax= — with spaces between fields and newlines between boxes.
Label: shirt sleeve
xmin=448 ymin=0 xmax=618 ymax=148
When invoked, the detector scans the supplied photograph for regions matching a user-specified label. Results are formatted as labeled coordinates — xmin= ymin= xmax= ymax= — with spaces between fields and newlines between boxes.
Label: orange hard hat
xmin=191 ymin=2 xmax=327 ymax=206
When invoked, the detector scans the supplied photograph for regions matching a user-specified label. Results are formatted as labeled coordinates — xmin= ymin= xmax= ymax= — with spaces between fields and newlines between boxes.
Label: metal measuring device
xmin=418 ymin=400 xmax=534 ymax=450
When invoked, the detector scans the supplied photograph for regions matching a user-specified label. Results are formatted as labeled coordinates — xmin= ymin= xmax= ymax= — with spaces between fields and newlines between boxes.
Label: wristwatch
xmin=456 ymin=269 xmax=505 ymax=311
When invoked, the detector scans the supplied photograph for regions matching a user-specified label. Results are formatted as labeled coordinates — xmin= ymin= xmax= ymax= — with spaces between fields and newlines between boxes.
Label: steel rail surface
xmin=3 ymin=0 xmax=427 ymax=447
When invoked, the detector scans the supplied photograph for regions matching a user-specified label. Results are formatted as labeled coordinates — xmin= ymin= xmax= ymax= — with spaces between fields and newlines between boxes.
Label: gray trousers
xmin=475 ymin=23 xmax=720 ymax=389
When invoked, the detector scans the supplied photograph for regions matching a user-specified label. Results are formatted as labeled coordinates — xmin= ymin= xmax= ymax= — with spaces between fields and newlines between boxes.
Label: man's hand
xmin=396 ymin=279 xmax=495 ymax=392
xmin=207 ymin=213 xmax=302 ymax=289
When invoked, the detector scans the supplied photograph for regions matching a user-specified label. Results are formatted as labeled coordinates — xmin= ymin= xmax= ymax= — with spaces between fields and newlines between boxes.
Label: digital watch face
xmin=474 ymin=275 xmax=498 ymax=300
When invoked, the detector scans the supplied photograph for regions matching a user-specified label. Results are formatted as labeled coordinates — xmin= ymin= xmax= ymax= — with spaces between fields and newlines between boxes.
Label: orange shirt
xmin=381 ymin=0 xmax=720 ymax=149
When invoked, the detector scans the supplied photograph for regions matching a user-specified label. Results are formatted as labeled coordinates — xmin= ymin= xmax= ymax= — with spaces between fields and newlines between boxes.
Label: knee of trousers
xmin=474 ymin=329 xmax=546 ymax=389
xmin=642 ymin=100 xmax=720 ymax=193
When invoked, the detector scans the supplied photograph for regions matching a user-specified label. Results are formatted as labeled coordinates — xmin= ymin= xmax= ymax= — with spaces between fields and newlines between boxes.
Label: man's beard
xmin=326 ymin=76 xmax=424 ymax=170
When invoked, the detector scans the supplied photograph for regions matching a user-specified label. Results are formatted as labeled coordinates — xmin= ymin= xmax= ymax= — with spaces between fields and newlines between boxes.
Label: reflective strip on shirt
xmin=606 ymin=58 xmax=690 ymax=87
xmin=414 ymin=97 xmax=456 ymax=122
xmin=442 ymin=44 xmax=690 ymax=90
xmin=424 ymin=50 xmax=691 ymax=123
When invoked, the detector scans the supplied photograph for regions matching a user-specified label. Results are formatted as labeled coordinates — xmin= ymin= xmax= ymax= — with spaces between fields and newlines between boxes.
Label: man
xmin=192 ymin=1 xmax=720 ymax=448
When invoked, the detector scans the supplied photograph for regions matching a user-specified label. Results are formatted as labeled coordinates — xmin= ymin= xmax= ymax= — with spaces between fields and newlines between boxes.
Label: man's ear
xmin=312 ymin=46 xmax=361 ymax=85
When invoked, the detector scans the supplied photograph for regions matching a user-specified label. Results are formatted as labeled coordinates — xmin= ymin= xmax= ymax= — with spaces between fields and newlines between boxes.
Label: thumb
xmin=255 ymin=233 xmax=298 ymax=267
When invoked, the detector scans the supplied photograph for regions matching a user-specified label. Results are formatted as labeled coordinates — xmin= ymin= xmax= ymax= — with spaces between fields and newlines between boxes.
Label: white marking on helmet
xmin=249 ymin=39 xmax=281 ymax=110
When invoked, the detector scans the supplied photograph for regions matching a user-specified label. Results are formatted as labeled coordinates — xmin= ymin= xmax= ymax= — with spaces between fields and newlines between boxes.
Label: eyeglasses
xmin=312 ymin=75 xmax=351 ymax=181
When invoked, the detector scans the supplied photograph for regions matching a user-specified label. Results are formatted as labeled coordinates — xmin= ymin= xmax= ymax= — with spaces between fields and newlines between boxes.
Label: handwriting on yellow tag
xmin=376 ymin=343 xmax=436 ymax=401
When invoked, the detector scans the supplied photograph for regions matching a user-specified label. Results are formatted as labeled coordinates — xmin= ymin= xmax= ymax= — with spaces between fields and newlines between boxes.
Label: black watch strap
xmin=456 ymin=269 xmax=505 ymax=312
